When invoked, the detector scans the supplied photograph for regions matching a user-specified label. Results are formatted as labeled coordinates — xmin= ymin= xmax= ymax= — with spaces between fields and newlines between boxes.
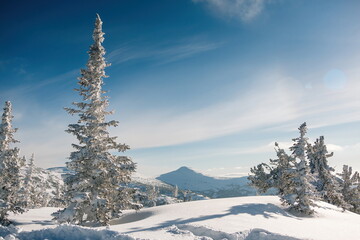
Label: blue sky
xmin=1 ymin=0 xmax=360 ymax=177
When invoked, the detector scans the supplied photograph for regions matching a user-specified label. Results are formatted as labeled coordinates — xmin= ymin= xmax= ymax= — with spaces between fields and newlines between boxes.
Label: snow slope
xmin=157 ymin=166 xmax=274 ymax=198
xmin=131 ymin=175 xmax=175 ymax=195
xmin=6 ymin=196 xmax=360 ymax=240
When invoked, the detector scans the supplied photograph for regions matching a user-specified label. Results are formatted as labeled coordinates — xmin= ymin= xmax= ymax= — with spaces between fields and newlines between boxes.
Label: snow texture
xmin=0 ymin=225 xmax=135 ymax=240
xmin=5 ymin=196 xmax=360 ymax=240
xmin=0 ymin=224 xmax=303 ymax=240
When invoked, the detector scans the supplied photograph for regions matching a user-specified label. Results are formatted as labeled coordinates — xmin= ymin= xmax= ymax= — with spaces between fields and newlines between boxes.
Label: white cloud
xmin=16 ymin=115 xmax=73 ymax=168
xmin=115 ymin=68 xmax=360 ymax=149
xmin=0 ymin=69 xmax=77 ymax=100
xmin=115 ymin=71 xmax=300 ymax=148
xmin=107 ymin=38 xmax=222 ymax=65
xmin=7 ymin=66 xmax=360 ymax=175
xmin=326 ymin=144 xmax=344 ymax=152
xmin=202 ymin=167 xmax=250 ymax=177
xmin=327 ymin=143 xmax=360 ymax=172
xmin=193 ymin=0 xmax=270 ymax=22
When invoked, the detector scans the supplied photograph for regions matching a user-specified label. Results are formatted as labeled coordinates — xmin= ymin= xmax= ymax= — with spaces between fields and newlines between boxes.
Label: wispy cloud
xmin=107 ymin=38 xmax=222 ymax=65
xmin=323 ymin=142 xmax=360 ymax=171
xmin=114 ymin=68 xmax=360 ymax=149
xmin=17 ymin=115 xmax=73 ymax=168
xmin=114 ymin=72 xmax=298 ymax=148
xmin=8 ymin=66 xmax=360 ymax=173
xmin=193 ymin=0 xmax=271 ymax=22
xmin=0 ymin=69 xmax=77 ymax=99
xmin=193 ymin=141 xmax=359 ymax=176
xmin=202 ymin=166 xmax=251 ymax=177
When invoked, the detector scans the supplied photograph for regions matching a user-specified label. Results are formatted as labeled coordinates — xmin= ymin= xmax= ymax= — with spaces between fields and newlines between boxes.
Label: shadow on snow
xmin=122 ymin=203 xmax=300 ymax=233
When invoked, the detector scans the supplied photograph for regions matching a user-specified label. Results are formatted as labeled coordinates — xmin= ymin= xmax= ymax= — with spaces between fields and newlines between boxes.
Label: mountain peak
xmin=176 ymin=166 xmax=196 ymax=173
xmin=156 ymin=166 xmax=252 ymax=197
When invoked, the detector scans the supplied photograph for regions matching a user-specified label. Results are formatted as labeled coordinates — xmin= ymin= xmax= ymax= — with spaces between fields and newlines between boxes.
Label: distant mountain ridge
xmin=47 ymin=167 xmax=74 ymax=174
xmin=47 ymin=166 xmax=274 ymax=198
xmin=156 ymin=166 xmax=274 ymax=198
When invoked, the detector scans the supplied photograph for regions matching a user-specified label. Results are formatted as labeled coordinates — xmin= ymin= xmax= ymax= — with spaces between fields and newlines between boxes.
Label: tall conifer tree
xmin=289 ymin=122 xmax=316 ymax=214
xmin=54 ymin=15 xmax=138 ymax=226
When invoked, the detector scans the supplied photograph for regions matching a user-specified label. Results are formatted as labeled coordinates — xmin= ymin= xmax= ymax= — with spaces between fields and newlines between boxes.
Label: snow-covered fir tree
xmin=288 ymin=122 xmax=316 ymax=214
xmin=19 ymin=154 xmax=55 ymax=208
xmin=53 ymin=14 xmax=140 ymax=226
xmin=34 ymin=167 xmax=65 ymax=208
xmin=173 ymin=185 xmax=178 ymax=198
xmin=249 ymin=143 xmax=297 ymax=199
xmin=249 ymin=163 xmax=273 ymax=193
xmin=270 ymin=143 xmax=297 ymax=206
xmin=0 ymin=101 xmax=25 ymax=224
xmin=307 ymin=137 xmax=347 ymax=208
xmin=19 ymin=156 xmax=26 ymax=168
xmin=146 ymin=186 xmax=159 ymax=207
xmin=19 ymin=154 xmax=35 ymax=208
xmin=47 ymin=172 xmax=65 ymax=208
xmin=249 ymin=123 xmax=316 ymax=215
xmin=338 ymin=165 xmax=360 ymax=213
xmin=182 ymin=190 xmax=192 ymax=202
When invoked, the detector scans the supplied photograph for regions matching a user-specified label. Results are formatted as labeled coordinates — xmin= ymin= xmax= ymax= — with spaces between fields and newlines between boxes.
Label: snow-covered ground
xmin=4 ymin=196 xmax=360 ymax=240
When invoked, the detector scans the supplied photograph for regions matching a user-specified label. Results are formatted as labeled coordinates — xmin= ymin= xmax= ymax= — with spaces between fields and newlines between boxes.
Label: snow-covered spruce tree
xmin=249 ymin=163 xmax=273 ymax=193
xmin=288 ymin=122 xmax=316 ymax=214
xmin=0 ymin=101 xmax=25 ymax=224
xmin=19 ymin=156 xmax=26 ymax=168
xmin=146 ymin=186 xmax=159 ymax=207
xmin=270 ymin=143 xmax=297 ymax=206
xmin=338 ymin=165 xmax=360 ymax=213
xmin=173 ymin=185 xmax=178 ymax=198
xmin=19 ymin=154 xmax=63 ymax=208
xmin=32 ymin=167 xmax=65 ymax=208
xmin=53 ymin=15 xmax=140 ymax=226
xmin=250 ymin=123 xmax=316 ymax=214
xmin=18 ymin=154 xmax=43 ymax=209
xmin=307 ymin=137 xmax=347 ymax=208
xmin=18 ymin=156 xmax=65 ymax=209
xmin=249 ymin=142 xmax=295 ymax=196
xmin=47 ymin=171 xmax=65 ymax=208
xmin=182 ymin=190 xmax=193 ymax=202
xmin=18 ymin=154 xmax=35 ymax=208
